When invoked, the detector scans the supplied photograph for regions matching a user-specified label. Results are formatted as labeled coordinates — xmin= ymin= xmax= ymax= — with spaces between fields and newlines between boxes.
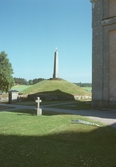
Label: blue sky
xmin=0 ymin=0 xmax=92 ymax=83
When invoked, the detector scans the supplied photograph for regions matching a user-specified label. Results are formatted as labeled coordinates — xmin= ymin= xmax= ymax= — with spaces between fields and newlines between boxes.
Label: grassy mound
xmin=11 ymin=85 xmax=31 ymax=92
xmin=21 ymin=80 xmax=91 ymax=96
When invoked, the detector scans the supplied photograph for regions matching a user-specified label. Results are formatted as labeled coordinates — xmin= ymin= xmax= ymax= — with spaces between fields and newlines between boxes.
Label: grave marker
xmin=35 ymin=97 xmax=42 ymax=116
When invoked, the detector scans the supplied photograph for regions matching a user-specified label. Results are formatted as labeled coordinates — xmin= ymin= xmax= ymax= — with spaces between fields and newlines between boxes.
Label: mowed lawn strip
xmin=13 ymin=99 xmax=92 ymax=110
xmin=43 ymin=100 xmax=92 ymax=110
xmin=0 ymin=110 xmax=116 ymax=167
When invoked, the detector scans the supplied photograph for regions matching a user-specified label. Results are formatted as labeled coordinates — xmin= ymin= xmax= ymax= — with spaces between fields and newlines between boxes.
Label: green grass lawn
xmin=13 ymin=100 xmax=71 ymax=106
xmin=0 ymin=109 xmax=116 ymax=167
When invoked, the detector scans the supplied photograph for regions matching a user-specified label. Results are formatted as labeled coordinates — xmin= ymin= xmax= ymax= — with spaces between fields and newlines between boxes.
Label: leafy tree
xmin=28 ymin=78 xmax=45 ymax=85
xmin=28 ymin=80 xmax=33 ymax=85
xmin=0 ymin=51 xmax=14 ymax=92
xmin=14 ymin=77 xmax=28 ymax=85
xmin=33 ymin=78 xmax=44 ymax=84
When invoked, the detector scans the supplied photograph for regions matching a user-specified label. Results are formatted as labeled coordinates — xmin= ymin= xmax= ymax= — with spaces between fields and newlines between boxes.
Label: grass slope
xmin=22 ymin=80 xmax=91 ymax=96
xmin=11 ymin=85 xmax=31 ymax=92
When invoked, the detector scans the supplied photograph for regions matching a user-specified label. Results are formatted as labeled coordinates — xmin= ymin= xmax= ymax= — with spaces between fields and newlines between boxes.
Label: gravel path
xmin=0 ymin=103 xmax=116 ymax=128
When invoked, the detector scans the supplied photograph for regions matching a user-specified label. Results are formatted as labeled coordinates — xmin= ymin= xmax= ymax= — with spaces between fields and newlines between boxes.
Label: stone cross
xmin=35 ymin=97 xmax=42 ymax=116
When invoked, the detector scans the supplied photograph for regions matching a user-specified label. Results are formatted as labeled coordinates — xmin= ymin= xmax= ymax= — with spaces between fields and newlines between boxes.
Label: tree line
xmin=75 ymin=82 xmax=92 ymax=87
xmin=14 ymin=79 xmax=92 ymax=87
xmin=14 ymin=77 xmax=45 ymax=85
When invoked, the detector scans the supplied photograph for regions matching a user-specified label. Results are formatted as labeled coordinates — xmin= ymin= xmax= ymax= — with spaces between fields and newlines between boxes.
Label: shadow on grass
xmin=8 ymin=109 xmax=69 ymax=116
xmin=50 ymin=100 xmax=92 ymax=110
xmin=28 ymin=89 xmax=76 ymax=101
xmin=0 ymin=125 xmax=116 ymax=167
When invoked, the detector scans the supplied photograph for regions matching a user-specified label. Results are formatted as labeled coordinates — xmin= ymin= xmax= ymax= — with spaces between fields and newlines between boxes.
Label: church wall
xmin=90 ymin=0 xmax=116 ymax=108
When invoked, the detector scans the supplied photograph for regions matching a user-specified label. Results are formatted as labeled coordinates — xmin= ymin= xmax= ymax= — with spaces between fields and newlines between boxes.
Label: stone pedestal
xmin=36 ymin=108 xmax=42 ymax=116
xmin=9 ymin=90 xmax=19 ymax=104
xmin=90 ymin=0 xmax=116 ymax=108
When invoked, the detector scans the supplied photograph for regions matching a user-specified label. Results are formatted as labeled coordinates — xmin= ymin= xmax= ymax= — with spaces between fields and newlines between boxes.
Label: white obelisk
xmin=53 ymin=48 xmax=58 ymax=78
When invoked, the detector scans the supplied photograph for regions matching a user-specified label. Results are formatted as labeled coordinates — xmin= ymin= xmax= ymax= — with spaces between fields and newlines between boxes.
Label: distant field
xmin=82 ymin=87 xmax=92 ymax=92
xmin=10 ymin=85 xmax=31 ymax=92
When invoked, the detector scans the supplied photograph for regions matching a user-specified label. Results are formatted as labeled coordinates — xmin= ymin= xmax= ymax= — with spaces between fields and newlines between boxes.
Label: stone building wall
xmin=90 ymin=0 xmax=116 ymax=108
